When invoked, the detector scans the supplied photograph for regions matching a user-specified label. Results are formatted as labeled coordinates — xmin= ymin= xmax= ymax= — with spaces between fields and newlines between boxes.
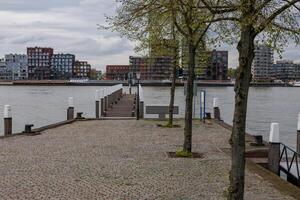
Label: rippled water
xmin=0 ymin=85 xmax=299 ymax=149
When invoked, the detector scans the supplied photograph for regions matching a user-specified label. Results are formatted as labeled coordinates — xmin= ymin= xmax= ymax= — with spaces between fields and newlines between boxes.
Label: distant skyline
xmin=0 ymin=0 xmax=299 ymax=71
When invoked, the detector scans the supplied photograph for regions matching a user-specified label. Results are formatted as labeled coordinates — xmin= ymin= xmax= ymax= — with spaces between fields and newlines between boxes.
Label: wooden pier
xmin=105 ymin=94 xmax=136 ymax=117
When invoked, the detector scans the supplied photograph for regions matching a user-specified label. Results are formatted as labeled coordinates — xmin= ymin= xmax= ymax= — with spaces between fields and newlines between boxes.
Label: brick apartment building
xmin=106 ymin=65 xmax=129 ymax=80
xmin=129 ymin=56 xmax=172 ymax=80
xmin=27 ymin=47 xmax=53 ymax=80
xmin=206 ymin=50 xmax=228 ymax=80
xmin=74 ymin=61 xmax=91 ymax=78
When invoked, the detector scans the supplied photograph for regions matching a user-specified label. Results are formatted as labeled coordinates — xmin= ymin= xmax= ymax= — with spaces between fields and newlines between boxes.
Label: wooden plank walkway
xmin=106 ymin=94 xmax=135 ymax=117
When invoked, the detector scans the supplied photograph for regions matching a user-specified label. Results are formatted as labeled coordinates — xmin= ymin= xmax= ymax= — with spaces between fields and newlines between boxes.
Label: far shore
xmin=0 ymin=80 xmax=293 ymax=87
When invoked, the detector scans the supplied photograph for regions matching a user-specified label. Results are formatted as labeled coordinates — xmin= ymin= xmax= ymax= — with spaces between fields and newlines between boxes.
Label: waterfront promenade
xmin=0 ymin=119 xmax=298 ymax=199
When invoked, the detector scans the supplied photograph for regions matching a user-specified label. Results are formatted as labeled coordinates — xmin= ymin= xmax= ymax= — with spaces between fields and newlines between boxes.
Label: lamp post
xmin=136 ymin=72 xmax=141 ymax=120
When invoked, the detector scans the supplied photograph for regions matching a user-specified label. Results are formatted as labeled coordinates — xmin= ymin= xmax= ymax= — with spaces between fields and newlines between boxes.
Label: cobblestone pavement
xmin=0 ymin=120 xmax=296 ymax=200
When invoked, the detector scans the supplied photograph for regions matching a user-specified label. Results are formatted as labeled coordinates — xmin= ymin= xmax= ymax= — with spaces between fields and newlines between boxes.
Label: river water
xmin=0 ymin=85 xmax=299 ymax=150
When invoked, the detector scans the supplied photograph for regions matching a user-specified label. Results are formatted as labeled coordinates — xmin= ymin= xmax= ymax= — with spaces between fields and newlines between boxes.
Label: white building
xmin=251 ymin=44 xmax=274 ymax=82
xmin=5 ymin=54 xmax=28 ymax=80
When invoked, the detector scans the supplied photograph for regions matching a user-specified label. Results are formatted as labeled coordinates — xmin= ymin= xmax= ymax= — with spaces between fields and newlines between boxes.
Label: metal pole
xmin=204 ymin=91 xmax=206 ymax=123
xmin=137 ymin=82 xmax=140 ymax=120
xmin=297 ymin=114 xmax=300 ymax=153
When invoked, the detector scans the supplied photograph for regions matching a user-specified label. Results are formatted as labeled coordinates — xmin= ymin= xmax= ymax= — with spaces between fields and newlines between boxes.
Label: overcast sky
xmin=0 ymin=0 xmax=299 ymax=71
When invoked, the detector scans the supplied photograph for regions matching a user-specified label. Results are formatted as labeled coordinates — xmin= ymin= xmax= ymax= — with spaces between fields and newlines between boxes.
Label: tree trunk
xmin=228 ymin=25 xmax=256 ymax=200
xmin=168 ymin=64 xmax=177 ymax=127
xmin=183 ymin=42 xmax=196 ymax=153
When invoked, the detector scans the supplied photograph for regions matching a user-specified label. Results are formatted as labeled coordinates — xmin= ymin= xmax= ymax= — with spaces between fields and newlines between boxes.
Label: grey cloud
xmin=0 ymin=0 xmax=80 ymax=11
xmin=0 ymin=0 xmax=298 ymax=71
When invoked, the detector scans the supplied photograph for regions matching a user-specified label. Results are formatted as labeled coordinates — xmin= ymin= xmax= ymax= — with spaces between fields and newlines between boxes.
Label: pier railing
xmin=101 ymin=84 xmax=123 ymax=117
xmin=279 ymin=143 xmax=300 ymax=186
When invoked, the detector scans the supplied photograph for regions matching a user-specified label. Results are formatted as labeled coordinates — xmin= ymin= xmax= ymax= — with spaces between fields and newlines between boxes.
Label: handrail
xmin=279 ymin=143 xmax=300 ymax=181
xmin=101 ymin=84 xmax=123 ymax=98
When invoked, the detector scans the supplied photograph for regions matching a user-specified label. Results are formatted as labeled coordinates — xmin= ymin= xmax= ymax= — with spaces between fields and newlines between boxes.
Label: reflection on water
xmin=0 ymin=85 xmax=299 ymax=150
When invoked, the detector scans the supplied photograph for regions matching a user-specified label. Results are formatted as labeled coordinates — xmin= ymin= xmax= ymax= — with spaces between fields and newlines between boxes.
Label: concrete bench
xmin=145 ymin=105 xmax=179 ymax=119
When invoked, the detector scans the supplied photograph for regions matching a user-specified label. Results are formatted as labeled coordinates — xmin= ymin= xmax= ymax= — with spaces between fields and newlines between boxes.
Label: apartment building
xmin=251 ymin=44 xmax=274 ymax=82
xmin=51 ymin=54 xmax=75 ymax=79
xmin=27 ymin=47 xmax=53 ymax=80
xmin=206 ymin=50 xmax=228 ymax=80
xmin=129 ymin=56 xmax=173 ymax=80
xmin=74 ymin=61 xmax=91 ymax=78
xmin=106 ymin=65 xmax=129 ymax=80
xmin=5 ymin=54 xmax=28 ymax=80
xmin=272 ymin=60 xmax=300 ymax=81
xmin=0 ymin=59 xmax=7 ymax=80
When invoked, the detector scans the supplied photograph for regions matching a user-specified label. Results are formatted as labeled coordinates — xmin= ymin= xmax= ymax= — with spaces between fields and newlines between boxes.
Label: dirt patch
xmin=167 ymin=152 xmax=204 ymax=159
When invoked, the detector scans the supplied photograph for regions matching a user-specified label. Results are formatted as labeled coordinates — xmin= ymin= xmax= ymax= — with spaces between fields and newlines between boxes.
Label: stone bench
xmin=145 ymin=105 xmax=179 ymax=119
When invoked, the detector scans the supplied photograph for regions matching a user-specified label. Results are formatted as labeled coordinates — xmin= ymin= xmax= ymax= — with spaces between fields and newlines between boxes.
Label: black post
xmin=297 ymin=114 xmax=300 ymax=153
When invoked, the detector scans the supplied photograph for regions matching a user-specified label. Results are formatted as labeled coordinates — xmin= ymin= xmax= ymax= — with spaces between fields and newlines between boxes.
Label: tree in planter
xmin=169 ymin=1 xmax=214 ymax=154
xmin=144 ymin=22 xmax=181 ymax=128
xmin=200 ymin=0 xmax=300 ymax=199
xmin=104 ymin=1 xmax=215 ymax=145
xmin=103 ymin=0 xmax=180 ymax=127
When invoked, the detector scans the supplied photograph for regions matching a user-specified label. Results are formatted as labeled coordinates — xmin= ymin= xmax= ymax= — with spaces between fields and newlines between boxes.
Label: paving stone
xmin=0 ymin=120 xmax=296 ymax=199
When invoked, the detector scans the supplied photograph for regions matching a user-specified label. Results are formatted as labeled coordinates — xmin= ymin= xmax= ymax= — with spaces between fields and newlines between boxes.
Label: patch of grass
xmin=175 ymin=150 xmax=193 ymax=158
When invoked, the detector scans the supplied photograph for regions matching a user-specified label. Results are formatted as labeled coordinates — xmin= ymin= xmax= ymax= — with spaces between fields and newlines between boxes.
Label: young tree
xmin=200 ymin=0 xmax=300 ymax=199
xmin=169 ymin=1 xmax=214 ymax=153
xmin=104 ymin=0 xmax=179 ymax=127
xmin=104 ymin=0 xmax=215 ymax=153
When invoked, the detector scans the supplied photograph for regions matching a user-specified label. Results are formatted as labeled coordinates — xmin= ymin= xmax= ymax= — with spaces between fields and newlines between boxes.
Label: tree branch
xmin=256 ymin=0 xmax=300 ymax=33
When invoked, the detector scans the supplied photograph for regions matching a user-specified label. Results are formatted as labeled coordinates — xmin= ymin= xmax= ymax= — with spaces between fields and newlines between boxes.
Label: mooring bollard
xmin=100 ymin=89 xmax=105 ymax=117
xmin=129 ymin=84 xmax=132 ymax=95
xmin=297 ymin=114 xmax=300 ymax=153
xmin=4 ymin=105 xmax=12 ymax=136
xmin=104 ymin=88 xmax=108 ymax=112
xmin=139 ymin=101 xmax=144 ymax=119
xmin=95 ymin=90 xmax=100 ymax=119
xmin=268 ymin=123 xmax=280 ymax=175
xmin=67 ymin=97 xmax=74 ymax=120
xmin=213 ymin=98 xmax=221 ymax=120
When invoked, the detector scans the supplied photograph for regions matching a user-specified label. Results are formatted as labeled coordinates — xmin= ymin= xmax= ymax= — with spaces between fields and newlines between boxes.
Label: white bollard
xmin=4 ymin=105 xmax=12 ymax=136
xmin=268 ymin=122 xmax=280 ymax=174
xmin=269 ymin=123 xmax=280 ymax=143
xmin=68 ymin=97 xmax=74 ymax=108
xmin=213 ymin=98 xmax=219 ymax=108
